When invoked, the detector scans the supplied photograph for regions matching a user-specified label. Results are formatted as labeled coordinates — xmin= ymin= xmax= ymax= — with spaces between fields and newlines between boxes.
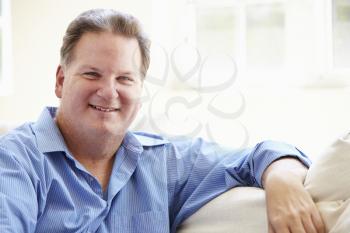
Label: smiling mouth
xmin=89 ymin=104 xmax=120 ymax=112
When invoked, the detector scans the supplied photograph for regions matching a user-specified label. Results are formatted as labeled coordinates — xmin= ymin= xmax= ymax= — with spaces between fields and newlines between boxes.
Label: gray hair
xmin=60 ymin=9 xmax=151 ymax=78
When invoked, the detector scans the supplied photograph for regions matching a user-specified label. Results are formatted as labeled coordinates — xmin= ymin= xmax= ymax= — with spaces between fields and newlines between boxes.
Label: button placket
xmin=84 ymin=174 xmax=103 ymax=197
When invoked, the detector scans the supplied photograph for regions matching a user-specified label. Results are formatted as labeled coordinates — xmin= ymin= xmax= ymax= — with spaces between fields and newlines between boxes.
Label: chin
xmin=94 ymin=124 xmax=127 ymax=137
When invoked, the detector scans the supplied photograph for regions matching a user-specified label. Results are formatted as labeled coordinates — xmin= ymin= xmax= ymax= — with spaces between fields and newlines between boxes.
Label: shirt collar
xmin=31 ymin=107 xmax=68 ymax=154
xmin=132 ymin=132 xmax=169 ymax=147
xmin=118 ymin=132 xmax=169 ymax=155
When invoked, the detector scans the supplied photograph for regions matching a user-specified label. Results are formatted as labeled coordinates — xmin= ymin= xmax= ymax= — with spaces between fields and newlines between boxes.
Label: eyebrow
xmin=119 ymin=71 xmax=137 ymax=76
xmin=79 ymin=65 xmax=139 ymax=76
xmin=79 ymin=65 xmax=102 ymax=72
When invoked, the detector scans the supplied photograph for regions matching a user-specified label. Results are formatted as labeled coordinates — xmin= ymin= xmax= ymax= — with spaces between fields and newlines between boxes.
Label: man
xmin=0 ymin=9 xmax=324 ymax=233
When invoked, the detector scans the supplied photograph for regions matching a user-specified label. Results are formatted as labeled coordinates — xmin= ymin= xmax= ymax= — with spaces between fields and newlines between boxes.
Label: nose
xmin=96 ymin=78 xmax=119 ymax=100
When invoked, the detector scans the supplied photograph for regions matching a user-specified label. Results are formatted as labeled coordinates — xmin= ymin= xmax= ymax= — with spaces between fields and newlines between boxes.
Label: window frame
xmin=325 ymin=0 xmax=350 ymax=79
xmin=0 ymin=0 xmax=12 ymax=96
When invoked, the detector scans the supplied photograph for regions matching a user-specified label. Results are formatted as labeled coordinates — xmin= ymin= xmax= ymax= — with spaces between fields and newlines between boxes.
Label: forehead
xmin=70 ymin=31 xmax=142 ymax=71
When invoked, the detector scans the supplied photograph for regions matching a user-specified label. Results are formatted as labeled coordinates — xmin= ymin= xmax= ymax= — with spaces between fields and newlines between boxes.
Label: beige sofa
xmin=177 ymin=187 xmax=267 ymax=233
xmin=0 ymin=125 xmax=12 ymax=135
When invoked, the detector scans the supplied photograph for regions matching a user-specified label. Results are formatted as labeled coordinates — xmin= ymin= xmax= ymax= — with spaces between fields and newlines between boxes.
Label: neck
xmin=65 ymin=131 xmax=122 ymax=160
xmin=76 ymin=153 xmax=116 ymax=192
xmin=55 ymin=117 xmax=124 ymax=191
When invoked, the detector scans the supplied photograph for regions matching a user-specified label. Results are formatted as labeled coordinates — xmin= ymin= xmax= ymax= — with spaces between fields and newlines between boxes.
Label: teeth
xmin=90 ymin=105 xmax=118 ymax=112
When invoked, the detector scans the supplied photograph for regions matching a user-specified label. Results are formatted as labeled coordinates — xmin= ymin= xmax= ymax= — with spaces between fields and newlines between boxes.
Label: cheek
xmin=118 ymin=87 xmax=142 ymax=105
xmin=62 ymin=85 xmax=91 ymax=108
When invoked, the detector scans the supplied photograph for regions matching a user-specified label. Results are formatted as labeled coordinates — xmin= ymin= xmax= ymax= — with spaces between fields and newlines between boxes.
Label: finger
xmin=268 ymin=222 xmax=275 ymax=233
xmin=301 ymin=215 xmax=317 ymax=233
xmin=280 ymin=228 xmax=291 ymax=233
xmin=288 ymin=218 xmax=306 ymax=233
xmin=269 ymin=221 xmax=290 ymax=233
xmin=311 ymin=211 xmax=326 ymax=233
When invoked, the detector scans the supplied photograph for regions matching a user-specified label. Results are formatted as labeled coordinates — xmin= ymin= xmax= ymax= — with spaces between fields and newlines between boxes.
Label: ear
xmin=55 ymin=65 xmax=65 ymax=98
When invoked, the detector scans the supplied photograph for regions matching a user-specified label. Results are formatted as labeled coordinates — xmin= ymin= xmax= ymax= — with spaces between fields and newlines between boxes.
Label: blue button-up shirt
xmin=0 ymin=107 xmax=310 ymax=233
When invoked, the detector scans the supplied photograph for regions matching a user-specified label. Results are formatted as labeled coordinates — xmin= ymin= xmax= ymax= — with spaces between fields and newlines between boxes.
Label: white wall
xmin=131 ymin=86 xmax=350 ymax=160
xmin=241 ymin=87 xmax=350 ymax=159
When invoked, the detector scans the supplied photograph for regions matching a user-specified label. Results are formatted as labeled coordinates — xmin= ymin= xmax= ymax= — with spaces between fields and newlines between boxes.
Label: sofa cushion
xmin=304 ymin=131 xmax=350 ymax=233
xmin=304 ymin=131 xmax=350 ymax=201
xmin=177 ymin=187 xmax=267 ymax=233
xmin=0 ymin=123 xmax=15 ymax=135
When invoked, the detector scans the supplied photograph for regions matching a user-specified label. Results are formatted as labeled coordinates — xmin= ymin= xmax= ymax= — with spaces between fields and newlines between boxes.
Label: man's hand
xmin=262 ymin=157 xmax=325 ymax=233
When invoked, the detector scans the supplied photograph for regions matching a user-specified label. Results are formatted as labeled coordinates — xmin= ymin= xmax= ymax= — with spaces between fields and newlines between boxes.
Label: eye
xmin=83 ymin=72 xmax=101 ymax=79
xmin=117 ymin=76 xmax=134 ymax=82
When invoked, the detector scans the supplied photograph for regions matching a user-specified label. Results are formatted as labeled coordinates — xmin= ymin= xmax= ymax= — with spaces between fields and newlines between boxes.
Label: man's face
xmin=55 ymin=31 xmax=143 ymax=137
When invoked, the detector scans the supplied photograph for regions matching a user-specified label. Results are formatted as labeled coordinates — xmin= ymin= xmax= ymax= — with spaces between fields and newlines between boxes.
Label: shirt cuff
xmin=253 ymin=141 xmax=311 ymax=188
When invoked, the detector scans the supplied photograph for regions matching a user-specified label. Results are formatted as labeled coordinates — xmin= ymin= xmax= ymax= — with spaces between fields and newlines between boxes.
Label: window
xmin=191 ymin=0 xmax=350 ymax=85
xmin=149 ymin=0 xmax=350 ymax=87
xmin=0 ymin=0 xmax=12 ymax=96
xmin=196 ymin=6 xmax=237 ymax=57
xmin=332 ymin=0 xmax=350 ymax=69
xmin=194 ymin=0 xmax=288 ymax=83
xmin=246 ymin=3 xmax=285 ymax=69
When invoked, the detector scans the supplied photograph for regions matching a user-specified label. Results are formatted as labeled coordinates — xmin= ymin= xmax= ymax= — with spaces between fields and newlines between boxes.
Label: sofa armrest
xmin=177 ymin=187 xmax=268 ymax=233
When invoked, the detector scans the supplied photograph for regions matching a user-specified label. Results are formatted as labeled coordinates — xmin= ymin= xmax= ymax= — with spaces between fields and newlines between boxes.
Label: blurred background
xmin=1 ymin=0 xmax=350 ymax=159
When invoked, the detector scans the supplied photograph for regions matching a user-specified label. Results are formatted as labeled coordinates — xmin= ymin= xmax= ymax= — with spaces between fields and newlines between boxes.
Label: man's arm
xmin=169 ymin=139 xmax=314 ymax=231
xmin=0 ymin=147 xmax=38 ymax=233
xmin=262 ymin=157 xmax=325 ymax=233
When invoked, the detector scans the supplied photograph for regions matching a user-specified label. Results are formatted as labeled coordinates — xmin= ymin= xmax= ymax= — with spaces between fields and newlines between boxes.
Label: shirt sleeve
xmin=168 ymin=138 xmax=311 ymax=231
xmin=0 ymin=147 xmax=38 ymax=233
